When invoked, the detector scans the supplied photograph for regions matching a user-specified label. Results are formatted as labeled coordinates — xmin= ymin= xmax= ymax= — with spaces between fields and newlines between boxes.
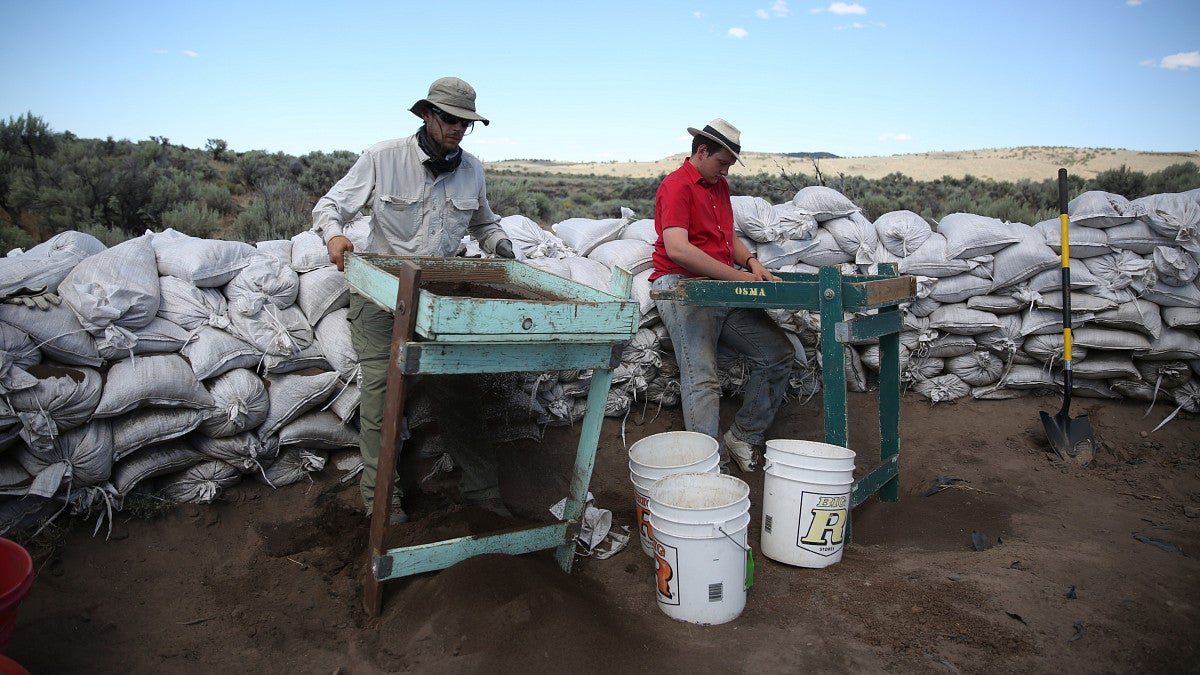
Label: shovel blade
xmin=1040 ymin=409 xmax=1096 ymax=464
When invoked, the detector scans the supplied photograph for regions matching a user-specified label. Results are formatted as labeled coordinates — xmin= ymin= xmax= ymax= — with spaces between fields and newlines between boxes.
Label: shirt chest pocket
xmin=377 ymin=194 xmax=422 ymax=240
xmin=442 ymin=196 xmax=479 ymax=235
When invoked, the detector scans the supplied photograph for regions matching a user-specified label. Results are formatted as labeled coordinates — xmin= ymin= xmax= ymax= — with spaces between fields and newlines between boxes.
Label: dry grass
xmin=488 ymin=146 xmax=1200 ymax=182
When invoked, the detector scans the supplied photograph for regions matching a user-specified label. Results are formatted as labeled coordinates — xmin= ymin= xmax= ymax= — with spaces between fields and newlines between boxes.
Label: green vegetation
xmin=3 ymin=113 xmax=1198 ymax=251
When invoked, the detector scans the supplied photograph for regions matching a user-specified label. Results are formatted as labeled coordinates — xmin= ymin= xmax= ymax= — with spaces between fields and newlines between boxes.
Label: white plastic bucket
xmin=760 ymin=439 xmax=856 ymax=568
xmin=649 ymin=472 xmax=752 ymax=625
xmin=628 ymin=432 xmax=720 ymax=557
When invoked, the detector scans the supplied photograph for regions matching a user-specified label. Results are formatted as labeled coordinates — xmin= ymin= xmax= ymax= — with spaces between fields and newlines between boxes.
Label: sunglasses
xmin=430 ymin=106 xmax=473 ymax=128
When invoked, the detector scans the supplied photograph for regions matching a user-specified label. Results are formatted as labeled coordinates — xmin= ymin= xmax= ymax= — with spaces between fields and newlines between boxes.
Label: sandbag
xmin=200 ymin=368 xmax=269 ymax=438
xmin=257 ymin=370 xmax=342 ymax=439
xmin=14 ymin=419 xmax=113 ymax=498
xmin=0 ymin=324 xmax=40 ymax=395
xmin=790 ymin=186 xmax=860 ymax=222
xmin=7 ymin=364 xmax=102 ymax=451
xmin=988 ymin=225 xmax=1061 ymax=291
xmin=1033 ymin=217 xmax=1111 ymax=258
xmin=156 ymin=459 xmax=241 ymax=504
xmin=897 ymin=234 xmax=972 ymax=278
xmin=0 ymin=230 xmax=106 ymax=297
xmin=822 ymin=212 xmax=878 ymax=262
xmin=93 ymin=353 xmax=215 ymax=418
xmin=550 ymin=207 xmax=635 ymax=257
xmin=875 ymin=210 xmax=931 ymax=257
xmin=225 ymin=253 xmax=300 ymax=312
xmin=278 ymin=410 xmax=358 ymax=450
xmin=1132 ymin=192 xmax=1200 ymax=244
xmin=912 ymin=373 xmax=970 ymax=404
xmin=1093 ymin=299 xmax=1163 ymax=339
xmin=731 ymin=196 xmax=784 ymax=243
xmin=289 ymin=230 xmax=331 ymax=273
xmin=157 ymin=275 xmax=230 ymax=331
xmin=58 ymin=234 xmax=161 ymax=337
xmin=96 ymin=316 xmax=191 ymax=362
xmin=190 ymin=432 xmax=280 ymax=474
xmin=1068 ymin=191 xmax=1139 ymax=228
xmin=939 ymin=213 xmax=1023 ymax=259
xmin=253 ymin=447 xmax=327 ymax=487
xmin=501 ymin=214 xmax=572 ymax=259
xmin=928 ymin=303 xmax=1002 ymax=336
xmin=181 ymin=326 xmax=263 ymax=380
xmin=151 ymin=228 xmax=256 ymax=287
xmin=314 ymin=308 xmax=359 ymax=382
xmin=0 ymin=292 xmax=100 ymax=367
xmin=110 ymin=442 xmax=206 ymax=496
xmin=587 ymin=239 xmax=653 ymax=276
xmin=1151 ymin=246 xmax=1199 ymax=287
xmin=296 ymin=266 xmax=350 ymax=325
xmin=111 ymin=408 xmax=206 ymax=461
xmin=1073 ymin=351 xmax=1140 ymax=380
xmin=945 ymin=351 xmax=1004 ymax=387
xmin=620 ymin=218 xmax=658 ymax=245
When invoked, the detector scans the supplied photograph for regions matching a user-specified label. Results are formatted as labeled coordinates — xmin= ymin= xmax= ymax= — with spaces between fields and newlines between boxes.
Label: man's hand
xmin=494 ymin=239 xmax=516 ymax=259
xmin=1 ymin=286 xmax=61 ymax=310
xmin=746 ymin=258 xmax=780 ymax=282
xmin=327 ymin=235 xmax=354 ymax=271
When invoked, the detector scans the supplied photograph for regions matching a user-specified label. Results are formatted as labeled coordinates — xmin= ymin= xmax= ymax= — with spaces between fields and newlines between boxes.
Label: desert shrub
xmin=163 ymin=201 xmax=221 ymax=238
xmin=1093 ymin=165 xmax=1148 ymax=199
xmin=233 ymin=178 xmax=309 ymax=243
xmin=198 ymin=182 xmax=234 ymax=214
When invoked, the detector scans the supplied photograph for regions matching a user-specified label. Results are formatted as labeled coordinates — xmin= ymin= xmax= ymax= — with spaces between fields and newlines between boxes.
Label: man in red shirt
xmin=650 ymin=119 xmax=795 ymax=472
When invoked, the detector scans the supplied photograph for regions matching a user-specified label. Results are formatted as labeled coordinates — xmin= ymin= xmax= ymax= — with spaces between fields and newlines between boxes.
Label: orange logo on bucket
xmin=636 ymin=493 xmax=654 ymax=542
xmin=654 ymin=540 xmax=680 ymax=605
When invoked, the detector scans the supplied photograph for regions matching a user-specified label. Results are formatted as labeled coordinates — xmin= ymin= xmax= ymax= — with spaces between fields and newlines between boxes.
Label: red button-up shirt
xmin=650 ymin=159 xmax=735 ymax=281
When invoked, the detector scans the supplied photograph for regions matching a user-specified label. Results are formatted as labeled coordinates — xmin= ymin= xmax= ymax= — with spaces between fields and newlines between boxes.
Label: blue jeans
xmin=652 ymin=274 xmax=795 ymax=447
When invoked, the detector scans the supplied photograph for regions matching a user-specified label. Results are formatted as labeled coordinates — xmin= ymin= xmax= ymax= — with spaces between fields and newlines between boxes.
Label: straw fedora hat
xmin=687 ymin=118 xmax=743 ymax=164
xmin=410 ymin=76 xmax=490 ymax=126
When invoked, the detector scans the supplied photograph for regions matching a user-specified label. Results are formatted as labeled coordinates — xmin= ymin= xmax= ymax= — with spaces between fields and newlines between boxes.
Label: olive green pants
xmin=347 ymin=294 xmax=500 ymax=510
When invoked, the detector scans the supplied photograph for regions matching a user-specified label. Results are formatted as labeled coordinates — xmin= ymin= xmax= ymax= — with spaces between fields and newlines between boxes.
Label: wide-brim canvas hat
xmin=410 ymin=76 xmax=490 ymax=126
xmin=687 ymin=118 xmax=743 ymax=164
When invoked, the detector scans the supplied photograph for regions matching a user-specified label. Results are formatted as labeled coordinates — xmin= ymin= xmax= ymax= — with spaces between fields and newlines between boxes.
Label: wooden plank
xmin=819 ymin=267 xmax=850 ymax=449
xmin=556 ymin=367 xmax=616 ymax=571
xmin=417 ymin=295 xmax=638 ymax=341
xmin=650 ymin=279 xmax=822 ymax=309
xmin=398 ymin=342 xmax=622 ymax=375
xmin=364 ymin=260 xmax=420 ymax=617
xmin=851 ymin=456 xmax=899 ymax=508
xmin=374 ymin=522 xmax=578 ymax=581
xmin=834 ymin=311 xmax=903 ymax=344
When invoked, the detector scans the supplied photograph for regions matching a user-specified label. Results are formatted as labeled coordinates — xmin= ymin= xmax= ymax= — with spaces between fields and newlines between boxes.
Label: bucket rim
xmin=649 ymin=472 xmax=751 ymax=511
xmin=765 ymin=438 xmax=857 ymax=461
xmin=628 ymin=431 xmax=720 ymax=469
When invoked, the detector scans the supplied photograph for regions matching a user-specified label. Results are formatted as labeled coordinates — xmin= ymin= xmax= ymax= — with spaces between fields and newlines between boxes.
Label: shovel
xmin=1040 ymin=168 xmax=1096 ymax=463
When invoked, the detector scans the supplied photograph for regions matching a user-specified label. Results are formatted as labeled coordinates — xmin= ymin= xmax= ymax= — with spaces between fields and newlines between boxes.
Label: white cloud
xmin=693 ymin=11 xmax=704 ymax=19
xmin=756 ymin=9 xmax=769 ymax=19
xmin=1156 ymin=51 xmax=1200 ymax=69
xmin=879 ymin=132 xmax=912 ymax=142
xmin=772 ymin=1 xmax=790 ymax=16
xmin=824 ymin=2 xmax=867 ymax=15
xmin=182 ymin=50 xmax=199 ymax=58
xmin=1125 ymin=0 xmax=1143 ymax=6
xmin=728 ymin=27 xmax=749 ymax=38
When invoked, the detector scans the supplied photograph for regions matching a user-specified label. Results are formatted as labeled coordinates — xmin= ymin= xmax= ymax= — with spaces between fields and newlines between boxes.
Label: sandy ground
xmin=489 ymin=147 xmax=1200 ymax=183
xmin=7 ymin=389 xmax=1199 ymax=673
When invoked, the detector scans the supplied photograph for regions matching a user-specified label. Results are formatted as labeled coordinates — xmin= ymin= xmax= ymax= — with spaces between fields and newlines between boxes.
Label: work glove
xmin=494 ymin=239 xmax=516 ymax=259
xmin=1 ymin=286 xmax=61 ymax=310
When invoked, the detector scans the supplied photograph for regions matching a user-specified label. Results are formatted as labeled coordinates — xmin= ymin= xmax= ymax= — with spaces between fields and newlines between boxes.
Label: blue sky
xmin=3 ymin=1 xmax=1197 ymax=162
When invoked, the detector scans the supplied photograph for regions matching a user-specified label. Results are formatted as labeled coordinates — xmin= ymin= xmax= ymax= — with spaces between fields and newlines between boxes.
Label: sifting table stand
xmin=344 ymin=254 xmax=639 ymax=616
xmin=650 ymin=264 xmax=916 ymax=519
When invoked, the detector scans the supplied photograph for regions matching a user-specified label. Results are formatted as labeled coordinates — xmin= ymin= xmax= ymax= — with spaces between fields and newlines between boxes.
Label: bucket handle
xmin=717 ymin=525 xmax=755 ymax=591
